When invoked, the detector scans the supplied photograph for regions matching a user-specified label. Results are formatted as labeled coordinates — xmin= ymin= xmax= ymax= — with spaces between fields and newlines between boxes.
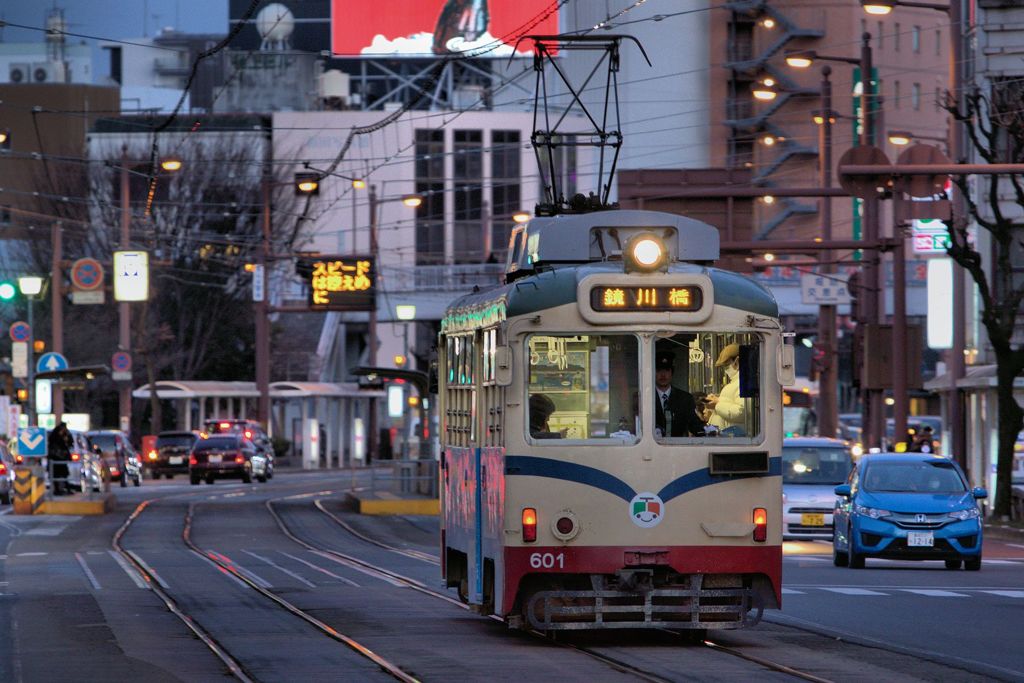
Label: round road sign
xmin=70 ymin=257 xmax=105 ymax=291
xmin=111 ymin=351 xmax=132 ymax=372
xmin=837 ymin=145 xmax=892 ymax=199
xmin=9 ymin=321 xmax=30 ymax=343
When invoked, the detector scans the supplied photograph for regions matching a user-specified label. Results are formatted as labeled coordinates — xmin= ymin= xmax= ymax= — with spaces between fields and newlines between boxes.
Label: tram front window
xmin=527 ymin=334 xmax=639 ymax=441
xmin=654 ymin=333 xmax=762 ymax=442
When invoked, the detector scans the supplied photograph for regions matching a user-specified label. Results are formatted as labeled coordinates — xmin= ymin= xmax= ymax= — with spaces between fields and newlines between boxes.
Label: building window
xmin=912 ymin=26 xmax=920 ymax=53
xmin=936 ymin=29 xmax=942 ymax=56
xmin=414 ymin=129 xmax=445 ymax=265
xmin=912 ymin=83 xmax=921 ymax=110
xmin=490 ymin=130 xmax=521 ymax=264
xmin=894 ymin=23 xmax=900 ymax=51
xmin=453 ymin=129 xmax=483 ymax=264
xmin=894 ymin=81 xmax=901 ymax=109
xmin=877 ymin=22 xmax=884 ymax=48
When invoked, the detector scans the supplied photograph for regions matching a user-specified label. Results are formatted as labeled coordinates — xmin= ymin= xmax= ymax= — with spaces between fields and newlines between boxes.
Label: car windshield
xmin=194 ymin=437 xmax=238 ymax=452
xmin=862 ymin=461 xmax=966 ymax=493
xmin=89 ymin=434 xmax=117 ymax=451
xmin=782 ymin=446 xmax=852 ymax=484
xmin=158 ymin=434 xmax=196 ymax=448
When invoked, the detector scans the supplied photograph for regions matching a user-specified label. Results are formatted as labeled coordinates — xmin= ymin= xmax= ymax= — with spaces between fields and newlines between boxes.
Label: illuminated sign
xmin=330 ymin=1 xmax=558 ymax=57
xmin=303 ymin=256 xmax=376 ymax=311
xmin=590 ymin=286 xmax=703 ymax=312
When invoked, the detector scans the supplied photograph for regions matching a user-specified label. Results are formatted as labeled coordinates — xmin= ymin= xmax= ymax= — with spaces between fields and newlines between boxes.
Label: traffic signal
xmin=0 ymin=281 xmax=15 ymax=301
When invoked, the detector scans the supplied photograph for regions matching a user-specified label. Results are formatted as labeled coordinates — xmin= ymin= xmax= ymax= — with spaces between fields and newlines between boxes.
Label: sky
xmin=2 ymin=0 xmax=228 ymax=79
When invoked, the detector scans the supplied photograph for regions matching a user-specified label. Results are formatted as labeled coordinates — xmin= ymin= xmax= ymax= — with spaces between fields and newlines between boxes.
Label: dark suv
xmin=189 ymin=434 xmax=265 ymax=485
xmin=149 ymin=431 xmax=198 ymax=479
xmin=203 ymin=419 xmax=274 ymax=481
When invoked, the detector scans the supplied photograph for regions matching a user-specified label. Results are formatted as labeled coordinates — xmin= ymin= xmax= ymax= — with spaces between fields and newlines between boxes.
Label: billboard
xmin=330 ymin=0 xmax=559 ymax=57
xmin=301 ymin=256 xmax=377 ymax=311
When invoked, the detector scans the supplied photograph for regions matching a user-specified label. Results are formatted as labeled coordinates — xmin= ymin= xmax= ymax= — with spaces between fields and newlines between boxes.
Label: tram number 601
xmin=529 ymin=552 xmax=565 ymax=569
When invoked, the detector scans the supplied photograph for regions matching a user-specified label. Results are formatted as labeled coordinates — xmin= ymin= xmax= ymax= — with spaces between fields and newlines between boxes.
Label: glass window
xmin=862 ymin=461 xmax=966 ymax=493
xmin=912 ymin=26 xmax=920 ymax=53
xmin=454 ymin=129 xmax=483 ymax=264
xmin=527 ymin=334 xmax=639 ymax=442
xmin=414 ymin=129 xmax=445 ymax=265
xmin=895 ymin=23 xmax=901 ymax=51
xmin=782 ymin=447 xmax=852 ymax=485
xmin=912 ymin=83 xmax=921 ymax=110
xmin=194 ymin=437 xmax=239 ymax=452
xmin=653 ymin=332 xmax=762 ymax=442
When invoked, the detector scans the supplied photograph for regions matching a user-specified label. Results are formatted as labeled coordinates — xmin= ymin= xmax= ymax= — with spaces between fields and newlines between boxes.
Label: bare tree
xmin=945 ymin=82 xmax=1024 ymax=518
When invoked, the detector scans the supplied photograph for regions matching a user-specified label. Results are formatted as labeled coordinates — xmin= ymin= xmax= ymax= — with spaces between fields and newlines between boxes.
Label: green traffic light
xmin=0 ymin=282 xmax=16 ymax=301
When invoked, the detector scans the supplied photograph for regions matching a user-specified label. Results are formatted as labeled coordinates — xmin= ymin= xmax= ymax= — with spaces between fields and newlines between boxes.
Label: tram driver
xmin=529 ymin=393 xmax=563 ymax=439
xmin=654 ymin=350 xmax=707 ymax=438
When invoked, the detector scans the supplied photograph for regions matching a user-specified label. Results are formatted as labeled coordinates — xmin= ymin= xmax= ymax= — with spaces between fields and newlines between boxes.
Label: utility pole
xmin=255 ymin=166 xmax=271 ymax=430
xmin=948 ymin=0 xmax=967 ymax=467
xmin=817 ymin=65 xmax=838 ymax=438
xmin=119 ymin=146 xmax=131 ymax=434
xmin=367 ymin=185 xmax=379 ymax=463
xmin=51 ymin=221 xmax=63 ymax=421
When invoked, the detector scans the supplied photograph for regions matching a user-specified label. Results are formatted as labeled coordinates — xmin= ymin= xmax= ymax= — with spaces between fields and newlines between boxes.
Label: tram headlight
xmin=624 ymin=233 xmax=668 ymax=273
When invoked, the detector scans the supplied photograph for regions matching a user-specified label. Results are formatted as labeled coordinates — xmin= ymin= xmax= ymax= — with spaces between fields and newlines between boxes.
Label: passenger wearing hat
xmin=654 ymin=350 xmax=706 ymax=437
xmin=529 ymin=393 xmax=562 ymax=439
xmin=706 ymin=343 xmax=746 ymax=433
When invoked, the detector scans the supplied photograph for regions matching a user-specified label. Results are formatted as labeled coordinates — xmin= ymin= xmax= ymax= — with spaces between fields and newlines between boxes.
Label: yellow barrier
xmin=12 ymin=467 xmax=34 ymax=515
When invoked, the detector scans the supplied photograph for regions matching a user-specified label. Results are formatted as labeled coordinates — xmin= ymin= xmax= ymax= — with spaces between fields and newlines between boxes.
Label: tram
xmin=437 ymin=209 xmax=792 ymax=631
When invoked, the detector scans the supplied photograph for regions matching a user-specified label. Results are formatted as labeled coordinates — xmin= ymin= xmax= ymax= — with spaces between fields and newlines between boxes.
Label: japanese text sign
xmin=304 ymin=256 xmax=376 ymax=311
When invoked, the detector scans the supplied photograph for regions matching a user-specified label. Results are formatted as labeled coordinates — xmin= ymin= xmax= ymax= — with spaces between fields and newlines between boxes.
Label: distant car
xmin=87 ymin=430 xmax=142 ymax=487
xmin=833 ymin=453 xmax=986 ymax=570
xmin=148 ymin=431 xmax=198 ymax=479
xmin=885 ymin=416 xmax=943 ymax=453
xmin=203 ymin=419 xmax=274 ymax=480
xmin=68 ymin=429 xmax=104 ymax=494
xmin=782 ymin=437 xmax=854 ymax=540
xmin=0 ymin=441 xmax=14 ymax=505
xmin=189 ymin=434 xmax=266 ymax=485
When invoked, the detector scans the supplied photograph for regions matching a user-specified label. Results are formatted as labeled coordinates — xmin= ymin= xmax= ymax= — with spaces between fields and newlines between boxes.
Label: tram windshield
xmin=653 ymin=332 xmax=762 ymax=442
xmin=527 ymin=334 xmax=639 ymax=441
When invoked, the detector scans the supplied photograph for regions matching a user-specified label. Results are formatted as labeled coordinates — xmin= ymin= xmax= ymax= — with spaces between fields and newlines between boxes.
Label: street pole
xmin=119 ymin=146 xmax=131 ymax=434
xmin=857 ymin=32 xmax=884 ymax=450
xmin=367 ymin=185 xmax=379 ymax=463
xmin=26 ymin=296 xmax=34 ymax=426
xmin=255 ymin=169 xmax=271 ymax=431
xmin=948 ymin=0 xmax=967 ymax=467
xmin=51 ymin=221 xmax=63 ymax=422
xmin=892 ymin=207 xmax=908 ymax=447
xmin=817 ymin=65 xmax=838 ymax=438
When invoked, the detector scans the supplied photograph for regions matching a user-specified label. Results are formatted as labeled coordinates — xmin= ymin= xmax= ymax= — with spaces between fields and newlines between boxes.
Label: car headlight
xmin=855 ymin=504 xmax=891 ymax=519
xmin=949 ymin=507 xmax=981 ymax=521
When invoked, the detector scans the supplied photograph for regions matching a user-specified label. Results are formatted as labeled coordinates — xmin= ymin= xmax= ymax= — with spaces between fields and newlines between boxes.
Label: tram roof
xmin=441 ymin=262 xmax=778 ymax=332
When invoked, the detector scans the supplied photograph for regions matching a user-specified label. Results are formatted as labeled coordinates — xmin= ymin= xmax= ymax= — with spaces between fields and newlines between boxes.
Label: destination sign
xmin=590 ymin=285 xmax=703 ymax=312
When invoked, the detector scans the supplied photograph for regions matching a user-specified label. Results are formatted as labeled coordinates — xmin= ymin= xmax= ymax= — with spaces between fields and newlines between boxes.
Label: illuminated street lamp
xmin=751 ymin=78 xmax=777 ymax=101
xmin=17 ymin=276 xmax=43 ymax=296
xmin=401 ymin=194 xmax=423 ymax=208
xmin=0 ymin=128 xmax=9 ymax=150
xmin=294 ymin=172 xmax=320 ymax=195
xmin=160 ymin=156 xmax=183 ymax=172
xmin=888 ymin=131 xmax=913 ymax=146
xmin=512 ymin=211 xmax=531 ymax=224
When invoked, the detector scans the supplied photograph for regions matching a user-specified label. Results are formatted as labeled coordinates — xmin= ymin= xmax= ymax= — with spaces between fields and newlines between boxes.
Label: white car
xmin=782 ymin=437 xmax=854 ymax=540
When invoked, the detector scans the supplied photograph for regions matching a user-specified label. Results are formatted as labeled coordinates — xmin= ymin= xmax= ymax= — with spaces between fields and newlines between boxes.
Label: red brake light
xmin=189 ymin=455 xmax=197 ymax=465
xmin=234 ymin=454 xmax=244 ymax=464
xmin=0 ymin=463 xmax=7 ymax=475
xmin=753 ymin=507 xmax=768 ymax=542
xmin=110 ymin=468 xmax=120 ymax=475
xmin=148 ymin=450 xmax=158 ymax=460
xmin=15 ymin=455 xmax=24 ymax=463
xmin=522 ymin=508 xmax=537 ymax=543
xmin=71 ymin=453 xmax=80 ymax=462
xmin=244 ymin=430 xmax=252 ymax=439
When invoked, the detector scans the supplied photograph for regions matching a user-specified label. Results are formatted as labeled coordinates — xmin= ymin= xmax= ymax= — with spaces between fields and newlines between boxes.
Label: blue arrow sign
xmin=17 ymin=426 xmax=47 ymax=457
xmin=36 ymin=352 xmax=69 ymax=373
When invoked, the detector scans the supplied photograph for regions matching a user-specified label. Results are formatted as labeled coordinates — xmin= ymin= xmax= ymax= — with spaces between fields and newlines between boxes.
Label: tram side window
xmin=653 ymin=333 xmax=761 ymax=442
xmin=527 ymin=334 xmax=639 ymax=442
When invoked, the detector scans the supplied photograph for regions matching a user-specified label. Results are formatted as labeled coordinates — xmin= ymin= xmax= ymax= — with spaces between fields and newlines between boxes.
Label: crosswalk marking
xmin=75 ymin=553 xmax=102 ymax=590
xmin=782 ymin=587 xmax=805 ymax=594
xmin=900 ymin=589 xmax=968 ymax=597
xmin=983 ymin=590 xmax=1024 ymax=598
xmin=821 ymin=587 xmax=888 ymax=596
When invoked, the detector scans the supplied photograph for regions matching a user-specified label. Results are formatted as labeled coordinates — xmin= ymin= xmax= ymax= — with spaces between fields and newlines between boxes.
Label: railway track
xmin=112 ymin=480 xmax=417 ymax=682
xmin=269 ymin=495 xmax=836 ymax=683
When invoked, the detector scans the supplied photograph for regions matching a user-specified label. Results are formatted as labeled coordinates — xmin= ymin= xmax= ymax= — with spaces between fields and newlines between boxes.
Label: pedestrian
xmin=48 ymin=421 xmax=73 ymax=495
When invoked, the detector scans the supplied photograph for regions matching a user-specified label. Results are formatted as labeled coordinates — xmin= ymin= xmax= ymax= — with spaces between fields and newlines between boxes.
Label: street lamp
xmin=160 ymin=156 xmax=183 ymax=172
xmin=18 ymin=276 xmax=45 ymax=425
xmin=860 ymin=0 xmax=949 ymax=15
xmin=887 ymin=130 xmax=948 ymax=149
xmin=0 ymin=128 xmax=9 ymax=150
xmin=512 ymin=211 xmax=531 ymax=224
xmin=751 ymin=77 xmax=778 ymax=101
xmin=294 ymin=172 xmax=320 ymax=195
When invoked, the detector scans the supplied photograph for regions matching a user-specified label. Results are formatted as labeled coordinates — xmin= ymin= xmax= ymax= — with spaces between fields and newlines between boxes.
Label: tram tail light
xmin=753 ymin=507 xmax=768 ymax=542
xmin=522 ymin=507 xmax=538 ymax=543
xmin=147 ymin=450 xmax=158 ymax=460
xmin=189 ymin=455 xmax=197 ymax=466
xmin=71 ymin=453 xmax=80 ymax=462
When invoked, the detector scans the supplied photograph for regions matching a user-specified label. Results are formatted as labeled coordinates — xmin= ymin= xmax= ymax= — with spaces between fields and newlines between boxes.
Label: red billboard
xmin=330 ymin=0 xmax=559 ymax=57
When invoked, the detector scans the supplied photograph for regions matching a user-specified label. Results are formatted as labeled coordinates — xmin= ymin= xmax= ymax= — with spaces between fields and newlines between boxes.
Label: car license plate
xmin=908 ymin=531 xmax=934 ymax=547
xmin=208 ymin=454 xmax=222 ymax=464
xmin=169 ymin=456 xmax=183 ymax=465
xmin=801 ymin=513 xmax=825 ymax=527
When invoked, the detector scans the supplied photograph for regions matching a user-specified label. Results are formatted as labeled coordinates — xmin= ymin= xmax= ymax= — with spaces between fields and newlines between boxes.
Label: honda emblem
xmin=915 ymin=514 xmax=927 ymax=523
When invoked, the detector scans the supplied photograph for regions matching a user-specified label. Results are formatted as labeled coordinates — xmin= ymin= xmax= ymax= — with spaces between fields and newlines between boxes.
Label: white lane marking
xmin=0 ymin=555 xmax=6 ymax=560
xmin=1005 ymin=543 xmax=1024 ymax=550
xmin=900 ymin=589 xmax=968 ymax=597
xmin=127 ymin=551 xmax=169 ymax=589
xmin=979 ymin=559 xmax=1018 ymax=565
xmin=782 ymin=588 xmax=805 ymax=594
xmin=75 ymin=552 xmax=102 ymax=590
xmin=983 ymin=590 xmax=1024 ymax=598
xmin=821 ymin=587 xmax=888 ymax=596
xmin=108 ymin=550 xmax=148 ymax=589
xmin=242 ymin=549 xmax=316 ymax=588
xmin=193 ymin=550 xmax=249 ymax=590
xmin=25 ymin=525 xmax=69 ymax=537
xmin=784 ymin=556 xmax=830 ymax=562
xmin=279 ymin=551 xmax=361 ymax=587
xmin=16 ymin=552 xmax=47 ymax=557
xmin=309 ymin=549 xmax=411 ymax=588
xmin=0 ymin=508 xmax=11 ymax=516
xmin=213 ymin=552 xmax=272 ymax=588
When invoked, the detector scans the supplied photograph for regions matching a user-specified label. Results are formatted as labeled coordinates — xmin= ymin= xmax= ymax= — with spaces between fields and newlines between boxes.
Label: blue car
xmin=833 ymin=453 xmax=986 ymax=570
